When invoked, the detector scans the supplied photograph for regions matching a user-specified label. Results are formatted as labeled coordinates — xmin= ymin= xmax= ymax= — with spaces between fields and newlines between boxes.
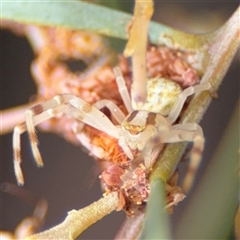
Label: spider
xmin=12 ymin=0 xmax=212 ymax=189
xmin=13 ymin=65 xmax=211 ymax=186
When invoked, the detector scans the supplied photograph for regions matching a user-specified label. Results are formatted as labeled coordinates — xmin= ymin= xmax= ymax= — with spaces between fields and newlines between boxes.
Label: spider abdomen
xmin=132 ymin=78 xmax=182 ymax=116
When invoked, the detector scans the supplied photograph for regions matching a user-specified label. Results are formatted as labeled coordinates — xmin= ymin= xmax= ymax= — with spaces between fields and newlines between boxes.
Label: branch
xmin=114 ymin=209 xmax=145 ymax=240
xmin=150 ymin=6 xmax=240 ymax=183
xmin=26 ymin=192 xmax=118 ymax=240
xmin=143 ymin=7 xmax=239 ymax=238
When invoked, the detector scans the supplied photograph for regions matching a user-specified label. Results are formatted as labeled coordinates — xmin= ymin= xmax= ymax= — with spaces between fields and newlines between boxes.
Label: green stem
xmin=150 ymin=6 xmax=240 ymax=183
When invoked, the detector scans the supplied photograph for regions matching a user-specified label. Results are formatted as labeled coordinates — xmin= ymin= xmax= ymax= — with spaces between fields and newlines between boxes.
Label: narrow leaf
xmin=1 ymin=1 xmax=205 ymax=49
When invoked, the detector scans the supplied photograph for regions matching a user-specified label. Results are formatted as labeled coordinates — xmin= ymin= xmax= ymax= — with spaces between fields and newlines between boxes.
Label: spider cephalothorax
xmin=120 ymin=110 xmax=167 ymax=160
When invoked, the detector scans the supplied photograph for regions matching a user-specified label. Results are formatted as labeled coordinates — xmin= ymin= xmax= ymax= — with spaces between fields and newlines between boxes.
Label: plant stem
xmin=114 ymin=210 xmax=145 ymax=240
xmin=26 ymin=192 xmax=118 ymax=240
xmin=150 ymin=6 xmax=240 ymax=183
xmin=145 ymin=8 xmax=239 ymax=239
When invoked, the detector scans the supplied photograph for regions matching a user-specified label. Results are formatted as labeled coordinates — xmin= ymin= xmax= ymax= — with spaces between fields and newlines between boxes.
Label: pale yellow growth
xmin=124 ymin=0 xmax=153 ymax=106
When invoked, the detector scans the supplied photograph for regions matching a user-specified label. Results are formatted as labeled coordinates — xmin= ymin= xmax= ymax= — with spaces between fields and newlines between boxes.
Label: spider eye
xmin=123 ymin=124 xmax=146 ymax=135
xmin=123 ymin=110 xmax=151 ymax=134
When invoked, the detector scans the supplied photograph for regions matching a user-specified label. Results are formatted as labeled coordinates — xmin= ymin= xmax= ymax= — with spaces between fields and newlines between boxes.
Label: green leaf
xmin=1 ymin=1 xmax=203 ymax=49
xmin=1 ymin=1 xmax=133 ymax=39
xmin=141 ymin=178 xmax=171 ymax=239
xmin=176 ymin=100 xmax=239 ymax=239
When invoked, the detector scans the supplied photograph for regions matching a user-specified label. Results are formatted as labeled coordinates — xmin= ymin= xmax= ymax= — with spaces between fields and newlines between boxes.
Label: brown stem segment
xmin=124 ymin=0 xmax=153 ymax=106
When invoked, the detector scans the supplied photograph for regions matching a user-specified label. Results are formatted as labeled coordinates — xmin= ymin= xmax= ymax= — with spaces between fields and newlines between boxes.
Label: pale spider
xmin=13 ymin=65 xmax=211 ymax=186
xmin=12 ymin=0 xmax=211 ymax=189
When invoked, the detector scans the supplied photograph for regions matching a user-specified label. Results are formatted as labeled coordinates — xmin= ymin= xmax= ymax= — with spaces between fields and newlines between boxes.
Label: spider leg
xmin=168 ymin=82 xmax=212 ymax=123
xmin=67 ymin=94 xmax=120 ymax=135
xmin=93 ymin=99 xmax=125 ymax=124
xmin=118 ymin=136 xmax=134 ymax=160
xmin=14 ymin=106 xmax=69 ymax=185
xmin=13 ymin=123 xmax=27 ymax=186
xmin=0 ymin=101 xmax=39 ymax=135
xmin=113 ymin=67 xmax=133 ymax=114
xmin=142 ymin=142 xmax=164 ymax=169
xmin=172 ymin=122 xmax=203 ymax=135
xmin=13 ymin=94 xmax=120 ymax=185
xmin=165 ymin=123 xmax=204 ymax=192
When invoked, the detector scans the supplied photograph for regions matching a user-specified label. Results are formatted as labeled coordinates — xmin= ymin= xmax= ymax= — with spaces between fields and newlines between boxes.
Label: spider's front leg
xmin=93 ymin=67 xmax=133 ymax=125
xmin=13 ymin=94 xmax=120 ymax=185
xmin=168 ymin=82 xmax=212 ymax=123
xmin=113 ymin=67 xmax=133 ymax=114
xmin=166 ymin=123 xmax=205 ymax=192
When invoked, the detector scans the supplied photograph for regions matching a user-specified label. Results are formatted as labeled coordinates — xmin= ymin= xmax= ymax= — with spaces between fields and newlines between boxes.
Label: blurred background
xmin=1 ymin=1 xmax=239 ymax=239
